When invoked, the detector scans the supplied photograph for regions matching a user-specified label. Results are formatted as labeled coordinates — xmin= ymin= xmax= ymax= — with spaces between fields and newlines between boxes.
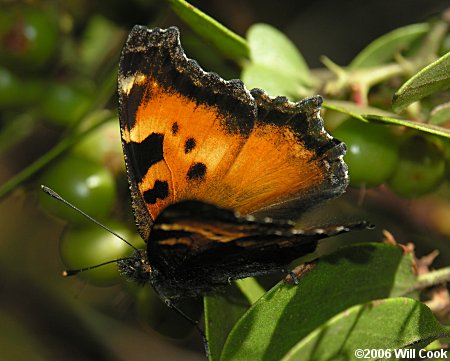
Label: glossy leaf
xmin=392 ymin=51 xmax=450 ymax=112
xmin=242 ymin=23 xmax=313 ymax=98
xmin=168 ymin=0 xmax=249 ymax=61
xmin=241 ymin=63 xmax=303 ymax=100
xmin=204 ymin=286 xmax=250 ymax=361
xmin=365 ymin=114 xmax=450 ymax=139
xmin=220 ymin=243 xmax=417 ymax=361
xmin=281 ymin=298 xmax=450 ymax=361
xmin=350 ymin=23 xmax=429 ymax=69
xmin=246 ymin=24 xmax=312 ymax=85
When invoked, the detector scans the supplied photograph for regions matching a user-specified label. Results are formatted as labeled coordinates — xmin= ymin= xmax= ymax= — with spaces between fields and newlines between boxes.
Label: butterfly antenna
xmin=62 ymin=257 xmax=131 ymax=277
xmin=41 ymin=185 xmax=139 ymax=252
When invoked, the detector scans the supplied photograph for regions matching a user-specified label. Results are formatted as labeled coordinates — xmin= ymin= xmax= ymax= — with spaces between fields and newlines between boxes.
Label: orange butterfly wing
xmin=118 ymin=26 xmax=348 ymax=241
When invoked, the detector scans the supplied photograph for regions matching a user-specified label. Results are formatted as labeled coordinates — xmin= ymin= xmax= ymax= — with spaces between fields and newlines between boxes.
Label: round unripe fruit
xmin=39 ymin=83 xmax=91 ymax=126
xmin=388 ymin=135 xmax=445 ymax=198
xmin=0 ymin=5 xmax=59 ymax=72
xmin=60 ymin=223 xmax=137 ymax=286
xmin=332 ymin=119 xmax=399 ymax=187
xmin=39 ymin=155 xmax=116 ymax=224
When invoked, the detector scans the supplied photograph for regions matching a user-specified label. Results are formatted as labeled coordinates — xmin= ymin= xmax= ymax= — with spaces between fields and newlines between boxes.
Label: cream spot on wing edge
xmin=118 ymin=74 xmax=134 ymax=96
xmin=119 ymin=72 xmax=149 ymax=143
xmin=118 ymin=73 xmax=147 ymax=96
xmin=122 ymin=127 xmax=131 ymax=142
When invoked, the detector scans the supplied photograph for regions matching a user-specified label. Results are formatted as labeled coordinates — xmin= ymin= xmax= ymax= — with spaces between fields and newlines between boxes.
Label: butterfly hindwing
xmin=143 ymin=200 xmax=365 ymax=299
xmin=118 ymin=26 xmax=348 ymax=243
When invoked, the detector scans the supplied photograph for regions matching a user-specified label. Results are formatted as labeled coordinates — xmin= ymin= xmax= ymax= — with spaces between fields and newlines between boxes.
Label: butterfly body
xmin=118 ymin=26 xmax=352 ymax=300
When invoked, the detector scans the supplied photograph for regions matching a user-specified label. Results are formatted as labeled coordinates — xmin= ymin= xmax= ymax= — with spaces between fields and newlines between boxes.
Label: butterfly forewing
xmin=118 ymin=26 xmax=348 ymax=243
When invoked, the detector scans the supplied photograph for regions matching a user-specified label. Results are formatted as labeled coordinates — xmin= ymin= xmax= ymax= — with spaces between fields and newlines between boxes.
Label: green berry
xmin=388 ymin=135 xmax=445 ymax=198
xmin=332 ymin=119 xmax=399 ymax=187
xmin=0 ymin=5 xmax=59 ymax=72
xmin=38 ymin=155 xmax=116 ymax=224
xmin=60 ymin=223 xmax=135 ymax=286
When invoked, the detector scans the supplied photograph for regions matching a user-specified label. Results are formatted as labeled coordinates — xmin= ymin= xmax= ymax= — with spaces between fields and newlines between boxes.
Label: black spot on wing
xmin=171 ymin=122 xmax=179 ymax=135
xmin=184 ymin=138 xmax=196 ymax=154
xmin=129 ymin=133 xmax=164 ymax=183
xmin=120 ymin=83 xmax=146 ymax=130
xmin=186 ymin=162 xmax=207 ymax=181
xmin=143 ymin=180 xmax=169 ymax=204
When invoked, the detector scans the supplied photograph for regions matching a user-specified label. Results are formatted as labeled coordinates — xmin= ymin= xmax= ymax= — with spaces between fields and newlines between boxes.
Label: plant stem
xmin=0 ymin=52 xmax=119 ymax=200
xmin=323 ymin=19 xmax=448 ymax=100
xmin=0 ymin=110 xmax=114 ymax=200
xmin=412 ymin=267 xmax=450 ymax=291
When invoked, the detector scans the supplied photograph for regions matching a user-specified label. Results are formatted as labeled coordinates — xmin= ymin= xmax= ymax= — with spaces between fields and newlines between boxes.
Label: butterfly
xmin=116 ymin=25 xmax=360 ymax=303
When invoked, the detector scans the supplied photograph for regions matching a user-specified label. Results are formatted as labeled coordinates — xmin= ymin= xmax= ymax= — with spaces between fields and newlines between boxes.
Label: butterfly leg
xmin=283 ymin=263 xmax=316 ymax=285
xmin=282 ymin=269 xmax=300 ymax=285
xmin=164 ymin=299 xmax=209 ymax=357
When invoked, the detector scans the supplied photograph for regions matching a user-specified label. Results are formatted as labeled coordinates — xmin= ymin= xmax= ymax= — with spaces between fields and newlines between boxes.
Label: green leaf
xmin=429 ymin=102 xmax=450 ymax=125
xmin=205 ymin=279 xmax=264 ymax=360
xmin=167 ymin=0 xmax=249 ymax=61
xmin=364 ymin=114 xmax=450 ymax=139
xmin=349 ymin=23 xmax=429 ymax=69
xmin=235 ymin=278 xmax=265 ymax=305
xmin=246 ymin=24 xmax=312 ymax=85
xmin=180 ymin=34 xmax=237 ymax=80
xmin=241 ymin=63 xmax=304 ymax=100
xmin=220 ymin=243 xmax=417 ymax=361
xmin=281 ymin=298 xmax=450 ymax=361
xmin=392 ymin=51 xmax=450 ymax=112
xmin=204 ymin=286 xmax=250 ymax=361
xmin=241 ymin=23 xmax=313 ymax=98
